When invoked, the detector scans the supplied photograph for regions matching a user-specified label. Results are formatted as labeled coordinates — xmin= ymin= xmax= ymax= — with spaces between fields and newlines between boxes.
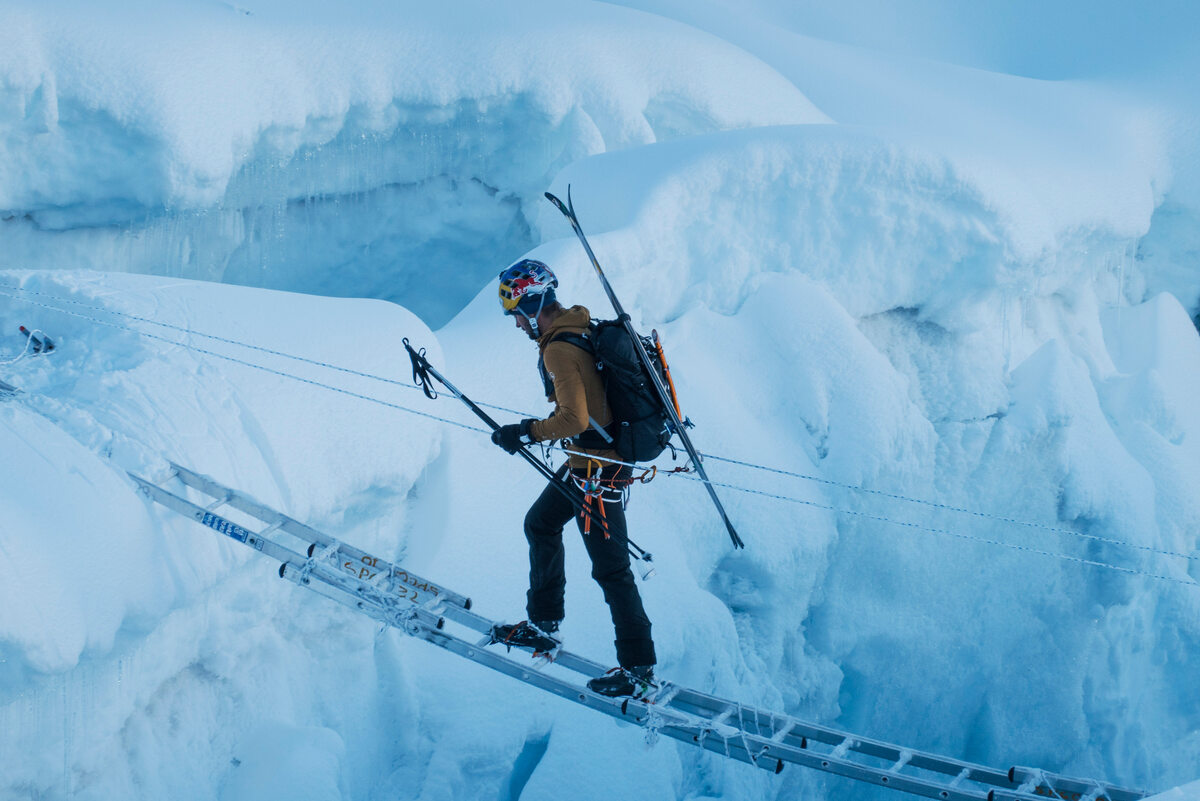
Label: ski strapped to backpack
xmin=544 ymin=186 xmax=745 ymax=549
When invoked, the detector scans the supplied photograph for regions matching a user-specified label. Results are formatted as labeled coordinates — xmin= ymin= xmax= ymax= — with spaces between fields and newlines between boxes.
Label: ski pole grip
xmin=404 ymin=338 xmax=438 ymax=399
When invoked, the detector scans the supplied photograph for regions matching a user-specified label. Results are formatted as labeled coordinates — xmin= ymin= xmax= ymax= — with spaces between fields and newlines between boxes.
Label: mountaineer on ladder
xmin=488 ymin=258 xmax=658 ymax=699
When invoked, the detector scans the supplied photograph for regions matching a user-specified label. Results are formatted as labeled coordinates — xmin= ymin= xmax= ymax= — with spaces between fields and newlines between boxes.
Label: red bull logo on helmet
xmin=509 ymin=275 xmax=539 ymax=299
xmin=499 ymin=260 xmax=557 ymax=313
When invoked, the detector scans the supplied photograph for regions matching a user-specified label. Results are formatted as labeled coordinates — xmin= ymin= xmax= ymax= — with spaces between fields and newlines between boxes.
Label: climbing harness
xmin=572 ymin=459 xmax=632 ymax=538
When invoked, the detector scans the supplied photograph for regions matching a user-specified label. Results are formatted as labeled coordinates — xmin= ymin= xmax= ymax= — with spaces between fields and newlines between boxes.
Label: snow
xmin=1148 ymin=780 xmax=1200 ymax=801
xmin=219 ymin=722 xmax=346 ymax=801
xmin=0 ymin=0 xmax=824 ymax=326
xmin=2 ymin=1 xmax=1200 ymax=800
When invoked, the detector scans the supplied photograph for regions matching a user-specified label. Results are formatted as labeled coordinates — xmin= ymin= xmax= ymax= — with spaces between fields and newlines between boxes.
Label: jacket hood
xmin=537 ymin=305 xmax=592 ymax=348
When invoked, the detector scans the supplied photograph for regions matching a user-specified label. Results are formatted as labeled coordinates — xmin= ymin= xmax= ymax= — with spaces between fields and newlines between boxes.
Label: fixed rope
xmin=553 ymin=447 xmax=1200 ymax=588
xmin=0 ymin=283 xmax=488 ymax=436
xmin=1 ymin=281 xmax=1196 ymax=588
xmin=565 ymin=445 xmax=1200 ymax=568
xmin=0 ymin=282 xmax=532 ymax=418
xmin=695 ymin=452 xmax=1200 ymax=564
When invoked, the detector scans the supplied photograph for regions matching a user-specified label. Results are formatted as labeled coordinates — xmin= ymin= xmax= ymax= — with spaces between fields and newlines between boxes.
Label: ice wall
xmin=602 ymin=0 xmax=1200 ymax=319
xmin=492 ymin=121 xmax=1198 ymax=792
xmin=0 ymin=0 xmax=825 ymax=327
xmin=0 ymin=271 xmax=445 ymax=800
xmin=2 ymin=1 xmax=1199 ymax=799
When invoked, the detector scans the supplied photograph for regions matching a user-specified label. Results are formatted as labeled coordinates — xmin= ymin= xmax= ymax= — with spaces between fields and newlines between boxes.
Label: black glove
xmin=492 ymin=419 xmax=535 ymax=454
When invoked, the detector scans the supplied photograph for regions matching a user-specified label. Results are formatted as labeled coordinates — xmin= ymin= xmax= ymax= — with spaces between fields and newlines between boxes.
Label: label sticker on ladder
xmin=200 ymin=512 xmax=251 ymax=543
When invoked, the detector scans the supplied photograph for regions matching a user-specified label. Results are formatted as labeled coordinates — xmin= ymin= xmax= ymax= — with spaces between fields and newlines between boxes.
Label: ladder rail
xmin=1008 ymin=767 xmax=1142 ymax=801
xmin=132 ymin=474 xmax=442 ymax=632
xmin=135 ymin=470 xmax=531 ymax=661
xmin=132 ymin=474 xmax=284 ymax=562
xmin=655 ymin=689 xmax=1022 ymax=791
xmin=402 ymin=617 xmax=1002 ymax=801
xmin=130 ymin=465 xmax=1152 ymax=801
xmin=278 ymin=560 xmax=445 ymax=634
xmin=655 ymin=686 xmax=1141 ymax=801
xmin=369 ymin=605 xmax=1061 ymax=801
xmin=168 ymin=462 xmax=471 ymax=611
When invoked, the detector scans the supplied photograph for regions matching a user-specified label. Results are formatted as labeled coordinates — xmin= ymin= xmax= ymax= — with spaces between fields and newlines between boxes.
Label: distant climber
xmin=488 ymin=258 xmax=657 ymax=699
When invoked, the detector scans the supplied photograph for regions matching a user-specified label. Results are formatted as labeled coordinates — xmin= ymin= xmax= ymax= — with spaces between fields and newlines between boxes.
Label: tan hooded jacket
xmin=528 ymin=305 xmax=619 ymax=469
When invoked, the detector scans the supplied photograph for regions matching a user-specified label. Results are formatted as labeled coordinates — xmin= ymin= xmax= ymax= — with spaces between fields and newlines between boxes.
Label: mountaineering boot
xmin=490 ymin=620 xmax=561 ymax=654
xmin=586 ymin=665 xmax=656 ymax=698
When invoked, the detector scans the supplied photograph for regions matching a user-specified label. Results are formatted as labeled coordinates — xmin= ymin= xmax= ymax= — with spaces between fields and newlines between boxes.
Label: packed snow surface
xmin=2 ymin=1 xmax=1199 ymax=800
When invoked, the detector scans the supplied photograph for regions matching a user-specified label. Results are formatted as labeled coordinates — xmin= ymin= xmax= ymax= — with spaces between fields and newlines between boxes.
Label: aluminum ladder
xmin=129 ymin=462 xmax=1150 ymax=801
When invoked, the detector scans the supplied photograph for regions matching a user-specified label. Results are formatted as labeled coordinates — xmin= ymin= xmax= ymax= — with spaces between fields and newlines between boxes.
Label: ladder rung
xmin=654 ymin=684 xmax=682 ymax=707
xmin=1016 ymin=777 xmax=1041 ymax=795
xmin=771 ymin=721 xmax=797 ymax=743
xmin=1009 ymin=765 xmax=1145 ymax=801
xmin=711 ymin=707 xmax=735 ymax=726
xmin=831 ymin=737 xmax=855 ymax=760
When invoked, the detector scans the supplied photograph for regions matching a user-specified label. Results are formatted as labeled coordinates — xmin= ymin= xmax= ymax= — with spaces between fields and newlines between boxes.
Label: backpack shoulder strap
xmin=539 ymin=328 xmax=595 ymax=399
xmin=547 ymin=329 xmax=594 ymax=355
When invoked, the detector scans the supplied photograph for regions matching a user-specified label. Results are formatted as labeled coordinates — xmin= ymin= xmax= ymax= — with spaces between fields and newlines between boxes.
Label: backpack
xmin=543 ymin=320 xmax=673 ymax=462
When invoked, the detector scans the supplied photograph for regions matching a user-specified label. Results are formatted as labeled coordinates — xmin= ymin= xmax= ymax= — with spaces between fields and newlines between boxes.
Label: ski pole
xmin=403 ymin=339 xmax=653 ymax=569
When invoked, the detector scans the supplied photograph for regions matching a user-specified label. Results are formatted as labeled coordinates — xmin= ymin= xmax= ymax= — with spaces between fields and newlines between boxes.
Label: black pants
xmin=524 ymin=464 xmax=656 ymax=668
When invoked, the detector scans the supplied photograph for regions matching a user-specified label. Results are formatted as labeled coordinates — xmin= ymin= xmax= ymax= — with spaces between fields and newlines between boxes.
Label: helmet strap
xmin=517 ymin=308 xmax=540 ymax=338
xmin=521 ymin=292 xmax=550 ymax=338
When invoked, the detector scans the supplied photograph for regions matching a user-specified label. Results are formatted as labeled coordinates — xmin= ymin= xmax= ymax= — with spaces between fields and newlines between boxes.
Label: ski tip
xmin=543 ymin=185 xmax=576 ymax=214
